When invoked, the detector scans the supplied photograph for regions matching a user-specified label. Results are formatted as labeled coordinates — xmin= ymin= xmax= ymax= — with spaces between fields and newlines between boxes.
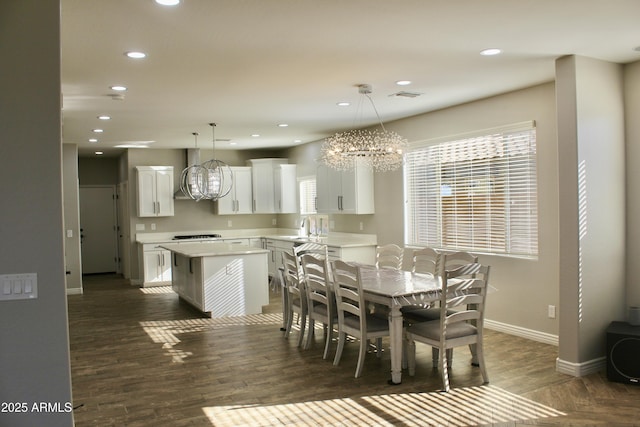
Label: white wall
xmin=0 ymin=1 xmax=74 ymax=426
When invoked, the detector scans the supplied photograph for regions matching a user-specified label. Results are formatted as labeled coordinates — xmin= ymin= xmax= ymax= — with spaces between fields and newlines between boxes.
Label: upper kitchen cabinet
xmin=247 ymin=158 xmax=296 ymax=214
xmin=136 ymin=166 xmax=175 ymax=217
xmin=316 ymin=159 xmax=374 ymax=214
xmin=214 ymin=166 xmax=253 ymax=215
xmin=274 ymin=164 xmax=297 ymax=214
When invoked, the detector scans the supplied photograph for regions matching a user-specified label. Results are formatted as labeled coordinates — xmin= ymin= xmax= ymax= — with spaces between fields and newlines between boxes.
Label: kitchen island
xmin=160 ymin=242 xmax=269 ymax=317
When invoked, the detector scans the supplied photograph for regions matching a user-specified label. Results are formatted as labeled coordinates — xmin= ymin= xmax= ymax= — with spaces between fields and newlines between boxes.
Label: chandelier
xmin=179 ymin=123 xmax=233 ymax=201
xmin=320 ymin=84 xmax=408 ymax=172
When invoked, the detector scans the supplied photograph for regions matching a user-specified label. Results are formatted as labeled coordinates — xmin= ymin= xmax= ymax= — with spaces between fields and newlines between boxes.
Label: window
xmin=299 ymin=177 xmax=317 ymax=215
xmin=404 ymin=121 xmax=538 ymax=257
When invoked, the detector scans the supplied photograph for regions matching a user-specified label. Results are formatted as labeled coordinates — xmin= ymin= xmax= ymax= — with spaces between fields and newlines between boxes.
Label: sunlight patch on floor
xmin=202 ymin=385 xmax=566 ymax=426
xmin=139 ymin=286 xmax=175 ymax=294
xmin=140 ymin=313 xmax=283 ymax=363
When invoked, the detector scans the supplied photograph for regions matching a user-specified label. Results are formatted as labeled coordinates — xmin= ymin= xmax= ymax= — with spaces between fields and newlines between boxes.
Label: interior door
xmin=80 ymin=186 xmax=118 ymax=274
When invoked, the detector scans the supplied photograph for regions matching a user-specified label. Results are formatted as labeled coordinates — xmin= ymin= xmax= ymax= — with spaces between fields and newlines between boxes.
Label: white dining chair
xmin=331 ymin=260 xmax=390 ymax=378
xmin=402 ymin=250 xmax=480 ymax=366
xmin=300 ymin=253 xmax=336 ymax=359
xmin=402 ymin=250 xmax=478 ymax=324
xmin=375 ymin=244 xmax=404 ymax=270
xmin=405 ymin=262 xmax=491 ymax=392
xmin=282 ymin=250 xmax=307 ymax=347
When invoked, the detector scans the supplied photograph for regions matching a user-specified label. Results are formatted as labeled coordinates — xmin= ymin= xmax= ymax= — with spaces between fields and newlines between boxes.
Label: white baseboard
xmin=66 ymin=287 xmax=83 ymax=295
xmin=484 ymin=319 xmax=559 ymax=346
xmin=556 ymin=356 xmax=606 ymax=377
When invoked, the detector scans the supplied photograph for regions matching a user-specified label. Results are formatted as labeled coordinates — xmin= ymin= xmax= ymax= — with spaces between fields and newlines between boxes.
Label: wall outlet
xmin=151 ymin=223 xmax=156 ymax=231
xmin=548 ymin=305 xmax=556 ymax=319
xmin=359 ymin=222 xmax=363 ymax=231
xmin=135 ymin=223 xmax=145 ymax=231
xmin=272 ymin=218 xmax=277 ymax=226
xmin=227 ymin=220 xmax=233 ymax=228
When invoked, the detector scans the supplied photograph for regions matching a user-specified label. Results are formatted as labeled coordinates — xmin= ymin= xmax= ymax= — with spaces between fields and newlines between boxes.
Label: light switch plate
xmin=0 ymin=273 xmax=38 ymax=301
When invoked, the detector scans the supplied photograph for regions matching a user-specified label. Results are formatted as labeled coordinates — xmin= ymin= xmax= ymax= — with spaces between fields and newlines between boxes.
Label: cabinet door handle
xmin=189 ymin=258 xmax=194 ymax=274
xmin=253 ymin=199 xmax=256 ymax=211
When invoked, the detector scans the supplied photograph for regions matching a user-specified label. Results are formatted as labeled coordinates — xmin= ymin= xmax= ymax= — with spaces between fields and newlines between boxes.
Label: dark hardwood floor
xmin=68 ymin=274 xmax=640 ymax=426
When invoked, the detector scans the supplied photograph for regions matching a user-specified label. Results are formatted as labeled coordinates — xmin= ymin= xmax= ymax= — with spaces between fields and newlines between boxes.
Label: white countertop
xmin=138 ymin=229 xmax=377 ymax=248
xmin=262 ymin=234 xmax=377 ymax=248
xmin=160 ymin=242 xmax=269 ymax=258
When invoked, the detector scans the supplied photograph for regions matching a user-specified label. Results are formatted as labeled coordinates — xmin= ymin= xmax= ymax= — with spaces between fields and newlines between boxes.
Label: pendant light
xmin=179 ymin=132 xmax=209 ymax=201
xmin=199 ymin=123 xmax=233 ymax=200
xmin=320 ymin=84 xmax=407 ymax=172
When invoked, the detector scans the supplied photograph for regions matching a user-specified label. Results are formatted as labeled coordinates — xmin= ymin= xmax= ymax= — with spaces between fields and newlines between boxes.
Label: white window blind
xmin=299 ymin=177 xmax=317 ymax=215
xmin=404 ymin=122 xmax=538 ymax=257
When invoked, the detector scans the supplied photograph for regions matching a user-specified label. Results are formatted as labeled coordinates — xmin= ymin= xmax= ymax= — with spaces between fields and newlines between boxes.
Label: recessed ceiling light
xmin=92 ymin=129 xmax=104 ymax=133
xmin=229 ymin=142 xmax=237 ymax=146
xmin=110 ymin=85 xmax=127 ymax=91
xmin=337 ymin=102 xmax=350 ymax=107
xmin=293 ymin=139 xmax=302 ymax=143
xmin=89 ymin=138 xmax=98 ymax=143
xmin=95 ymin=151 xmax=104 ymax=155
xmin=396 ymin=80 xmax=412 ymax=86
xmin=251 ymin=134 xmax=260 ymax=137
xmin=97 ymin=115 xmax=111 ymax=120
xmin=480 ymin=48 xmax=502 ymax=56
xmin=277 ymin=123 xmax=288 ymax=127
xmin=125 ymin=51 xmax=146 ymax=59
xmin=155 ymin=0 xmax=180 ymax=5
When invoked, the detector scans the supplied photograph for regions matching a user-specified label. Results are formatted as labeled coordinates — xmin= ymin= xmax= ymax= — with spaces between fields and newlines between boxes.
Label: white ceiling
xmin=61 ymin=0 xmax=640 ymax=157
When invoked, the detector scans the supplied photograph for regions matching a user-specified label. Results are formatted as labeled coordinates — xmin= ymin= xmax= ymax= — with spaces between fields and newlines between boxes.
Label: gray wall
xmin=63 ymin=145 xmax=82 ymax=292
xmin=0 ymin=1 xmax=74 ymax=426
xmin=556 ymin=56 xmax=626 ymax=369
xmin=625 ymin=61 xmax=640 ymax=307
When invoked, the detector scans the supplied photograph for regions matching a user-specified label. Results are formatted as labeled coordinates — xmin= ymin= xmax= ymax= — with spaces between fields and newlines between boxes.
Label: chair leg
xmin=476 ymin=338 xmax=489 ymax=384
xmin=432 ymin=347 xmax=453 ymax=367
xmin=407 ymin=339 xmax=416 ymax=376
xmin=302 ymin=317 xmax=312 ymax=348
xmin=297 ymin=315 xmax=307 ymax=348
xmin=284 ymin=308 xmax=294 ymax=338
xmin=355 ymin=337 xmax=367 ymax=378
xmin=376 ymin=337 xmax=383 ymax=358
xmin=322 ymin=322 xmax=333 ymax=360
xmin=333 ymin=332 xmax=346 ymax=366
xmin=440 ymin=346 xmax=451 ymax=392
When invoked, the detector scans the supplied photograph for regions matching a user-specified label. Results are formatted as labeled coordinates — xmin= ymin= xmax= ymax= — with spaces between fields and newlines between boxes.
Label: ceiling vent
xmin=389 ymin=91 xmax=423 ymax=98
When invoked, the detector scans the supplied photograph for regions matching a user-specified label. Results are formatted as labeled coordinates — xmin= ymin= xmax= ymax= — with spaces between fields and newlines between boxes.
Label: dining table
xmin=356 ymin=265 xmax=443 ymax=385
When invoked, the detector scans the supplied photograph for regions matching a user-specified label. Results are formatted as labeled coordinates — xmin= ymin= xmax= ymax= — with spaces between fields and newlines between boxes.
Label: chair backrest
xmin=412 ymin=247 xmax=440 ymax=275
xmin=440 ymin=263 xmax=491 ymax=333
xmin=375 ymin=244 xmax=404 ymax=270
xmin=300 ymin=253 xmax=332 ymax=316
xmin=282 ymin=250 xmax=304 ymax=297
xmin=440 ymin=251 xmax=478 ymax=276
xmin=332 ymin=260 xmax=366 ymax=330
xmin=294 ymin=242 xmax=328 ymax=258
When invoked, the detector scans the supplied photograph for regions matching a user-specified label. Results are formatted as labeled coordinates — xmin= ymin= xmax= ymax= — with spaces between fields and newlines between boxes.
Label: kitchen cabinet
xmin=246 ymin=158 xmax=289 ymax=213
xmin=221 ymin=238 xmax=250 ymax=245
xmin=265 ymin=238 xmax=294 ymax=277
xmin=136 ymin=166 xmax=174 ymax=217
xmin=163 ymin=243 xmax=269 ymax=317
xmin=274 ymin=164 xmax=298 ymax=213
xmin=141 ymin=244 xmax=172 ymax=286
xmin=326 ymin=245 xmax=376 ymax=265
xmin=316 ymin=159 xmax=374 ymax=214
xmin=214 ymin=166 xmax=253 ymax=214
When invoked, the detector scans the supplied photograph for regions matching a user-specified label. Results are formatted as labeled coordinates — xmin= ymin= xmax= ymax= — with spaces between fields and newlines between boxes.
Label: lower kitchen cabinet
xmin=168 ymin=249 xmax=269 ymax=317
xmin=141 ymin=244 xmax=172 ymax=287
